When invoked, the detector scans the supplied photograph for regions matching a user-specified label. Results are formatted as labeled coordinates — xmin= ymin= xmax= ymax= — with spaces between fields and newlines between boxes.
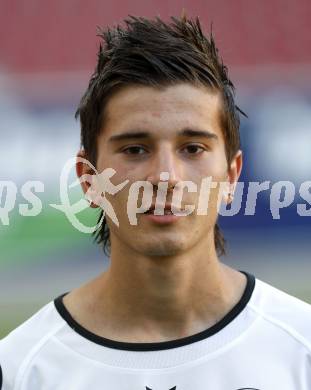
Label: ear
xmin=76 ymin=150 xmax=99 ymax=209
xmin=226 ymin=149 xmax=243 ymax=205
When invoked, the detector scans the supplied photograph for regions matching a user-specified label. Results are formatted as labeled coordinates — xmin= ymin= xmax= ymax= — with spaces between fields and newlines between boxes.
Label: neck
xmin=77 ymin=232 xmax=247 ymax=342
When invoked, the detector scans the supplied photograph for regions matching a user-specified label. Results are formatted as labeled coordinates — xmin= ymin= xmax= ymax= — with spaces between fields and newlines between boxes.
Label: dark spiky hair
xmin=75 ymin=13 xmax=245 ymax=258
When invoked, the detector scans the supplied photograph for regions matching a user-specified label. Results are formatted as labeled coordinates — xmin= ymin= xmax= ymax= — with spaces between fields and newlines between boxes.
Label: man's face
xmin=94 ymin=83 xmax=241 ymax=257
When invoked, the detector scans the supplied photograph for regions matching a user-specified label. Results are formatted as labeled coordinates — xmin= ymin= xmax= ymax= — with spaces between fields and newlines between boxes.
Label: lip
xmin=143 ymin=212 xmax=180 ymax=224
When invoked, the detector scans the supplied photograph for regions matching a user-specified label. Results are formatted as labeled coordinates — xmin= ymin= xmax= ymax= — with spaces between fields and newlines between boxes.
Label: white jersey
xmin=1 ymin=271 xmax=311 ymax=390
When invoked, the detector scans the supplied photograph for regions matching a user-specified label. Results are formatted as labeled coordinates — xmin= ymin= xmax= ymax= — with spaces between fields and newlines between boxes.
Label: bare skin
xmin=64 ymin=83 xmax=246 ymax=343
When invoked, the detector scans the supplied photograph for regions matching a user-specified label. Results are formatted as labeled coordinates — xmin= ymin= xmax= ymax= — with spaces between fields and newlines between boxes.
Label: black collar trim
xmin=54 ymin=270 xmax=255 ymax=351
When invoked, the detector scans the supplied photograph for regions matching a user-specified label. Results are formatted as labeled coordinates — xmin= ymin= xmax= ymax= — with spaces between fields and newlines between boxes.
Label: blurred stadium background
xmin=0 ymin=0 xmax=310 ymax=339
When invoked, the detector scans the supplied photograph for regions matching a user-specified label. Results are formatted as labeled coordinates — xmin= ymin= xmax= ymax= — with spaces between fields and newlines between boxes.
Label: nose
xmin=145 ymin=146 xmax=182 ymax=190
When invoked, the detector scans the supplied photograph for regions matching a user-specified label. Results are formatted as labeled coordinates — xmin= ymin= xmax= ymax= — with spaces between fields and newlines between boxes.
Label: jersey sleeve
xmin=0 ymin=302 xmax=59 ymax=390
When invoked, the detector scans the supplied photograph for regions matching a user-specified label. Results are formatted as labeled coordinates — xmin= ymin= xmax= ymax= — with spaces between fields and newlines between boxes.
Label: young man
xmin=1 ymin=14 xmax=310 ymax=390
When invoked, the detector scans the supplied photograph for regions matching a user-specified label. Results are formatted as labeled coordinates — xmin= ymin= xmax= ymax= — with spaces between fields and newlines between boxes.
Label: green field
xmin=0 ymin=205 xmax=102 ymax=339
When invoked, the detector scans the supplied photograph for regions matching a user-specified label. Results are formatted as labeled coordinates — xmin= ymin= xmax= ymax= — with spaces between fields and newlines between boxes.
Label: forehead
xmin=102 ymin=83 xmax=223 ymax=141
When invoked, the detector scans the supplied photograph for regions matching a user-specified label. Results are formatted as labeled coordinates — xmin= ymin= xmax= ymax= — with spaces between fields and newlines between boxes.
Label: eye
xmin=182 ymin=144 xmax=207 ymax=155
xmin=122 ymin=145 xmax=147 ymax=155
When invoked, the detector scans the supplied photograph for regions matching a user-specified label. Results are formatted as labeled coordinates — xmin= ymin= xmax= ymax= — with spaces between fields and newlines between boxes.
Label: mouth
xmin=144 ymin=208 xmax=174 ymax=215
xmin=142 ymin=206 xmax=180 ymax=225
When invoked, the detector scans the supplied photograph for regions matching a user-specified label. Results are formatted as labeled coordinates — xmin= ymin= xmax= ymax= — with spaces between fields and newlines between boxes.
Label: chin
xmin=136 ymin=237 xmax=188 ymax=257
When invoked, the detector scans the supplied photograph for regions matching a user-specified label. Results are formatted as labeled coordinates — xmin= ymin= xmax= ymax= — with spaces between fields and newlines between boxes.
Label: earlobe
xmin=225 ymin=150 xmax=242 ymax=204
xmin=226 ymin=183 xmax=236 ymax=204
xmin=222 ymin=182 xmax=236 ymax=205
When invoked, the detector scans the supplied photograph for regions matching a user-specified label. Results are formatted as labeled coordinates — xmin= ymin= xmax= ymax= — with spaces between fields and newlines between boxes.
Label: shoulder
xmin=0 ymin=299 xmax=64 ymax=389
xmin=250 ymin=277 xmax=311 ymax=351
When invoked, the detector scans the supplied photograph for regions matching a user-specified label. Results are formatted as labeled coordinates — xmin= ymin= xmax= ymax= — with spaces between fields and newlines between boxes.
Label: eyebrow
xmin=108 ymin=128 xmax=218 ymax=143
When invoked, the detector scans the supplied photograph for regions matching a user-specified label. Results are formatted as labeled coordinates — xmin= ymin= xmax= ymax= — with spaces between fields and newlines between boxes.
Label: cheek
xmin=188 ymin=154 xmax=228 ymax=209
xmin=96 ymin=158 xmax=135 ymax=197
xmin=207 ymin=148 xmax=228 ymax=171
xmin=187 ymin=154 xmax=228 ymax=186
xmin=104 ymin=172 xmax=144 ymax=218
